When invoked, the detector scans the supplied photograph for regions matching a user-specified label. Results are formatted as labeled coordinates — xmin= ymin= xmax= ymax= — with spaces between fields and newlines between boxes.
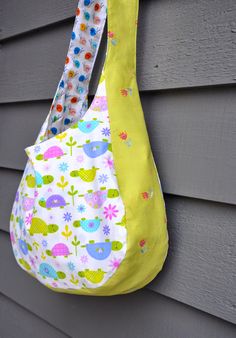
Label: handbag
xmin=9 ymin=0 xmax=169 ymax=295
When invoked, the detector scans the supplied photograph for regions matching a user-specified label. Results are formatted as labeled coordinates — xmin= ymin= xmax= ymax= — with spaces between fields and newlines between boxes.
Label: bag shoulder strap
xmin=105 ymin=0 xmax=138 ymax=75
xmin=36 ymin=0 xmax=139 ymax=143
xmin=42 ymin=0 xmax=107 ymax=140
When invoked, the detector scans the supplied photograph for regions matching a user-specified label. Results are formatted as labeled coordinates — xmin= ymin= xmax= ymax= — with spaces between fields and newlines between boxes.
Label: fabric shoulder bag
xmin=9 ymin=0 xmax=169 ymax=295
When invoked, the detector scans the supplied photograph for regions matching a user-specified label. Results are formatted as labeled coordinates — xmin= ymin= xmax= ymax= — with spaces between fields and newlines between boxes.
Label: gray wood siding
xmin=1 ymin=1 xmax=78 ymax=40
xmin=0 ymin=0 xmax=236 ymax=336
xmin=0 ymin=0 xmax=236 ymax=103
xmin=1 ymin=232 xmax=236 ymax=338
xmin=0 ymin=293 xmax=68 ymax=338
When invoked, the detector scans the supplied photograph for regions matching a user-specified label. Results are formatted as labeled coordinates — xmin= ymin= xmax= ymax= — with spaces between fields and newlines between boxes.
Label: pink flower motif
xmin=141 ymin=192 xmax=149 ymax=200
xmin=34 ymin=191 xmax=39 ymax=198
xmin=10 ymin=231 xmax=15 ymax=245
xmin=43 ymin=164 xmax=50 ymax=171
xmin=76 ymin=155 xmax=84 ymax=163
xmin=109 ymin=258 xmax=121 ymax=271
xmin=108 ymin=31 xmax=114 ymax=38
xmin=104 ymin=204 xmax=119 ymax=220
xmin=85 ymin=122 xmax=92 ymax=129
xmin=93 ymin=16 xmax=101 ymax=25
xmin=103 ymin=155 xmax=114 ymax=169
xmin=80 ymin=255 xmax=88 ymax=264
xmin=55 ymin=261 xmax=61 ymax=268
xmin=69 ymin=108 xmax=76 ymax=116
xmin=67 ymin=82 xmax=73 ymax=90
xmin=80 ymin=37 xmax=87 ymax=45
xmin=139 ymin=239 xmax=148 ymax=254
xmin=29 ymin=256 xmax=36 ymax=269
xmin=25 ymin=213 xmax=33 ymax=225
xmin=84 ymin=64 xmax=91 ymax=73
xmin=139 ymin=239 xmax=146 ymax=248
xmin=119 ymin=131 xmax=128 ymax=140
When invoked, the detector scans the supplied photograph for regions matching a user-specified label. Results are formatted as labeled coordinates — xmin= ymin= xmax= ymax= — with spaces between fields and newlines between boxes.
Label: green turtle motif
xmin=29 ymin=217 xmax=59 ymax=236
xmin=19 ymin=258 xmax=31 ymax=271
xmin=81 ymin=239 xmax=123 ymax=260
xmin=78 ymin=269 xmax=106 ymax=284
xmin=26 ymin=174 xmax=54 ymax=188
xmin=39 ymin=263 xmax=66 ymax=280
xmin=36 ymin=146 xmax=65 ymax=161
xmin=38 ymin=195 xmax=67 ymax=209
xmin=35 ymin=172 xmax=54 ymax=187
xmin=70 ymin=166 xmax=99 ymax=182
xmin=78 ymin=139 xmax=112 ymax=158
xmin=46 ymin=243 xmax=71 ymax=258
xmin=73 ymin=217 xmax=101 ymax=232
xmin=79 ymin=187 xmax=119 ymax=209
xmin=18 ymin=239 xmax=32 ymax=256
xmin=25 ymin=175 xmax=36 ymax=188
xmin=71 ymin=118 xmax=102 ymax=133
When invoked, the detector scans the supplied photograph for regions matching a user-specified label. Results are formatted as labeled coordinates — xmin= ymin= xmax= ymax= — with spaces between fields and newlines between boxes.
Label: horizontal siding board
xmin=137 ymin=0 xmax=236 ymax=90
xmin=150 ymin=196 xmax=236 ymax=324
xmin=1 ymin=86 xmax=236 ymax=205
xmin=0 ymin=0 xmax=78 ymax=41
xmin=0 ymin=101 xmax=53 ymax=169
xmin=0 ymin=20 xmax=106 ymax=103
xmin=0 ymin=0 xmax=236 ymax=103
xmin=0 ymin=233 xmax=236 ymax=338
xmin=0 ymin=169 xmax=22 ymax=233
xmin=0 ymin=293 xmax=68 ymax=338
xmin=1 ymin=172 xmax=235 ymax=323
xmin=144 ymin=86 xmax=236 ymax=205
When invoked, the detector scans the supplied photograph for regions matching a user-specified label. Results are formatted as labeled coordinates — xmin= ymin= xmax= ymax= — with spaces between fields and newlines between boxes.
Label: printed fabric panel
xmin=10 ymin=78 xmax=127 ymax=290
xmin=44 ymin=0 xmax=107 ymax=139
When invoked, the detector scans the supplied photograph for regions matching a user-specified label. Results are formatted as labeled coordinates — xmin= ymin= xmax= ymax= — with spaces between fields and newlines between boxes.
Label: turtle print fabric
xmin=10 ymin=75 xmax=127 ymax=289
